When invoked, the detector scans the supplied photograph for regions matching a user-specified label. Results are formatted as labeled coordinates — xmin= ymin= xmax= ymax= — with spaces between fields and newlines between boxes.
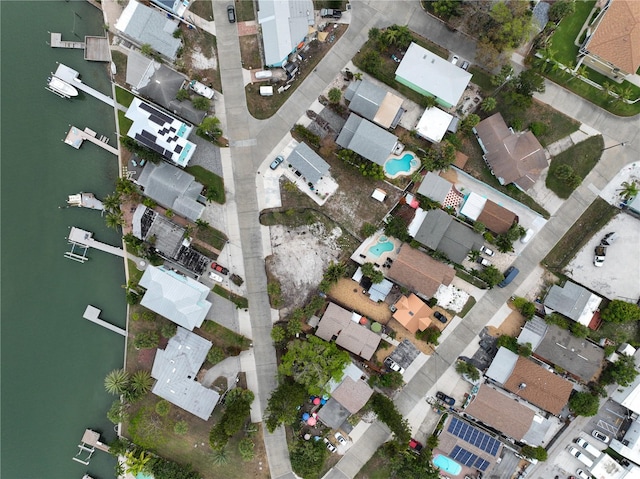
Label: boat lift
xmin=72 ymin=429 xmax=110 ymax=465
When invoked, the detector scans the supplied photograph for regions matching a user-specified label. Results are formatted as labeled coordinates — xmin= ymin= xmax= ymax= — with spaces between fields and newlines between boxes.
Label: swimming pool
xmin=433 ymin=454 xmax=462 ymax=475
xmin=136 ymin=473 xmax=154 ymax=479
xmin=384 ymin=152 xmax=420 ymax=178
xmin=368 ymin=236 xmax=394 ymax=257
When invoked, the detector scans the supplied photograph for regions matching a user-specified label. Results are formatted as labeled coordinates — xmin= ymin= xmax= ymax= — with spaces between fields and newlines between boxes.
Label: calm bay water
xmin=2 ymin=2 xmax=125 ymax=478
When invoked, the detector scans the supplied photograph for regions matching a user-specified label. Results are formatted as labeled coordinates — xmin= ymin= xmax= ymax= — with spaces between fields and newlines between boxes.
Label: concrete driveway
xmin=565 ymin=213 xmax=640 ymax=301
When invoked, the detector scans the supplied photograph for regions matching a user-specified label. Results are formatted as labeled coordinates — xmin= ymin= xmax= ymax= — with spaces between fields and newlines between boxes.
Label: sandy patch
xmin=486 ymin=305 xmax=526 ymax=337
xmin=191 ymin=47 xmax=217 ymax=70
xmin=328 ymin=278 xmax=393 ymax=324
xmin=267 ymin=223 xmax=343 ymax=316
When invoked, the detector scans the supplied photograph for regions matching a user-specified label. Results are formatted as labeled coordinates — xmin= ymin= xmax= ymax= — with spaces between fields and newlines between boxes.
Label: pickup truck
xmin=594 ymin=245 xmax=606 ymax=267
xmin=320 ymin=8 xmax=341 ymax=18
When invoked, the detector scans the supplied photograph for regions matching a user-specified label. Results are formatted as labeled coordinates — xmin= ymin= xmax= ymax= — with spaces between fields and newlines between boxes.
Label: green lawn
xmin=542 ymin=197 xmax=618 ymax=272
xmin=212 ymin=285 xmax=249 ymax=309
xmin=184 ymin=165 xmax=226 ymax=204
xmin=549 ymin=0 xmax=595 ymax=64
xmin=189 ymin=0 xmax=213 ymax=20
xmin=117 ymin=110 xmax=133 ymax=136
xmin=546 ymin=135 xmax=604 ymax=198
xmin=469 ymin=66 xmax=494 ymax=94
xmin=115 ymin=85 xmax=135 ymax=107
xmin=200 ymin=319 xmax=251 ymax=352
xmin=234 ymin=0 xmax=255 ymax=22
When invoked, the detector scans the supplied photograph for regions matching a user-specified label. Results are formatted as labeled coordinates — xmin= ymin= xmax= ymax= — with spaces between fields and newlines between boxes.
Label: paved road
xmin=212 ymin=1 xmax=640 ymax=478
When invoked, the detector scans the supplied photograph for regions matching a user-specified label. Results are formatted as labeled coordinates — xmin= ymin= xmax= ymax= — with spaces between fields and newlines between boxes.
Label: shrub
xmin=529 ymin=121 xmax=548 ymax=138
xmin=192 ymin=97 xmax=210 ymax=111
xmin=174 ymin=420 xmax=189 ymax=435
xmin=360 ymin=222 xmax=378 ymax=238
xmin=207 ymin=346 xmax=225 ymax=365
xmin=155 ymin=399 xmax=171 ymax=416
xmin=416 ymin=326 xmax=441 ymax=345
xmin=160 ymin=322 xmax=177 ymax=339
xmin=134 ymin=330 xmax=160 ymax=349
xmin=521 ymin=445 xmax=548 ymax=461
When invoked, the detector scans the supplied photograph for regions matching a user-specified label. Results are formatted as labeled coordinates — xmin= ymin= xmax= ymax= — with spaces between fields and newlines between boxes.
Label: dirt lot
xmin=266 ymin=223 xmax=344 ymax=316
xmin=486 ymin=305 xmax=526 ymax=338
xmin=328 ymin=278 xmax=394 ymax=323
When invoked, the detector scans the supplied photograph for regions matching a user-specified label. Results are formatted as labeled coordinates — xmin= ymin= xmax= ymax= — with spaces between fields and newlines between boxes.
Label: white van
xmin=255 ymin=70 xmax=273 ymax=80
xmin=575 ymin=438 xmax=602 ymax=458
xmin=568 ymin=447 xmax=594 ymax=468
xmin=189 ymin=80 xmax=215 ymax=99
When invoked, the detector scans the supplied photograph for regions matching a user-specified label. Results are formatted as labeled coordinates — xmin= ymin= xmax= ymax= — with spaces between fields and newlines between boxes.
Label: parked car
xmin=436 ymin=391 xmax=455 ymax=406
xmin=476 ymin=257 xmax=491 ymax=267
xmin=210 ymin=262 xmax=229 ymax=275
xmin=409 ymin=438 xmax=423 ymax=453
xmin=498 ymin=266 xmax=519 ymax=288
xmin=334 ymin=432 xmax=347 ymax=445
xmin=433 ymin=311 xmax=447 ymax=323
xmin=568 ymin=447 xmax=594 ymax=468
xmin=384 ymin=357 xmax=405 ymax=374
xmin=461 ymin=60 xmax=470 ymax=70
xmin=591 ymin=430 xmax=610 ymax=444
xmin=320 ymin=8 xmax=342 ymax=18
xmin=480 ymin=245 xmax=495 ymax=257
xmin=601 ymin=231 xmax=618 ymax=245
xmin=574 ymin=438 xmax=602 ymax=458
xmin=227 ymin=4 xmax=236 ymax=23
xmin=208 ymin=272 xmax=223 ymax=283
xmin=270 ymin=155 xmax=284 ymax=170
xmin=576 ymin=469 xmax=591 ymax=479
xmin=520 ymin=228 xmax=534 ymax=244
xmin=451 ymin=55 xmax=459 ymax=65
xmin=323 ymin=437 xmax=337 ymax=453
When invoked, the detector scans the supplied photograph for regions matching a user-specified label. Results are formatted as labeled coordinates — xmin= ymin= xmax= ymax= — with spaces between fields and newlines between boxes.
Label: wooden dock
xmin=64 ymin=126 xmax=118 ymax=156
xmin=83 ymin=305 xmax=127 ymax=336
xmin=50 ymin=32 xmax=84 ymax=49
xmin=72 ymin=429 xmax=111 ymax=465
xmin=50 ymin=33 xmax=110 ymax=62
xmin=53 ymin=63 xmax=114 ymax=106
xmin=67 ymin=226 xmax=124 ymax=257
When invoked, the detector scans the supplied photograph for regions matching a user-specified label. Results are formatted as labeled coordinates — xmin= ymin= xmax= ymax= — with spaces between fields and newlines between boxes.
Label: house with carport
xmin=317 ymin=363 xmax=373 ymax=430
xmin=543 ymin=280 xmax=603 ymax=329
xmin=391 ymin=293 xmax=434 ymax=334
xmin=344 ymin=80 xmax=405 ymax=129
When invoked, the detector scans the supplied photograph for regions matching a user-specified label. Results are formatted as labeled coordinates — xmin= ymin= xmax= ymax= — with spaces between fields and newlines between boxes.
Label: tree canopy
xmin=601 ymin=300 xmax=640 ymax=323
xmin=279 ymin=337 xmax=351 ymax=395
xmin=265 ymin=379 xmax=308 ymax=432
xmin=601 ymin=354 xmax=639 ymax=387
xmin=568 ymin=391 xmax=600 ymax=417
xmin=289 ymin=439 xmax=328 ymax=479
xmin=369 ymin=393 xmax=410 ymax=444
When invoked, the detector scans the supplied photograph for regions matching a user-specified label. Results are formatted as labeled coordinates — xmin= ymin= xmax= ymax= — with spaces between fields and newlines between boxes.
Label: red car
xmin=409 ymin=438 xmax=423 ymax=453
xmin=210 ymin=262 xmax=229 ymax=275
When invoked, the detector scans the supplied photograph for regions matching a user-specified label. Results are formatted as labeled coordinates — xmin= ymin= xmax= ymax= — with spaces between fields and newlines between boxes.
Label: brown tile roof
xmin=316 ymin=302 xmax=381 ymax=361
xmin=464 ymin=384 xmax=535 ymax=440
xmin=587 ymin=0 xmax=640 ymax=74
xmin=331 ymin=376 xmax=373 ymax=414
xmin=393 ymin=294 xmax=433 ymax=333
xmin=387 ymin=243 xmax=455 ymax=298
xmin=503 ymin=356 xmax=573 ymax=416
xmin=475 ymin=113 xmax=547 ymax=191
xmin=477 ymin=199 xmax=518 ymax=234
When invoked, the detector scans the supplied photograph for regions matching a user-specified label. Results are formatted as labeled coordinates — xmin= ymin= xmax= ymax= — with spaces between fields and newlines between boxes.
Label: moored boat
xmin=47 ymin=76 xmax=79 ymax=98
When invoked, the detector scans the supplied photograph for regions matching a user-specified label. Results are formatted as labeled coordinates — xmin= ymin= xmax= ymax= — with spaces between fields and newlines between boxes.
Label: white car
xmin=576 ymin=469 xmax=591 ymax=479
xmin=480 ymin=245 xmax=495 ymax=257
xmin=520 ymin=228 xmax=534 ymax=244
xmin=208 ymin=272 xmax=223 ymax=283
xmin=451 ymin=55 xmax=459 ymax=65
xmin=384 ymin=357 xmax=405 ymax=374
xmin=591 ymin=430 xmax=610 ymax=443
xmin=323 ymin=437 xmax=337 ymax=453
xmin=334 ymin=432 xmax=347 ymax=445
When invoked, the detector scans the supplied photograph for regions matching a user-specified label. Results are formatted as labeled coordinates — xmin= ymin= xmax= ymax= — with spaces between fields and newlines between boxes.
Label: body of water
xmin=2 ymin=2 xmax=125 ymax=478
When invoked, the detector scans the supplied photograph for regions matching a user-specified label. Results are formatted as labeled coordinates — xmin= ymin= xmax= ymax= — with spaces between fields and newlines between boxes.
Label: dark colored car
xmin=433 ymin=311 xmax=447 ymax=323
xmin=409 ymin=438 xmax=423 ymax=453
xmin=498 ymin=266 xmax=519 ymax=288
xmin=227 ymin=4 xmax=236 ymax=23
xmin=270 ymin=155 xmax=284 ymax=170
xmin=436 ymin=391 xmax=455 ymax=406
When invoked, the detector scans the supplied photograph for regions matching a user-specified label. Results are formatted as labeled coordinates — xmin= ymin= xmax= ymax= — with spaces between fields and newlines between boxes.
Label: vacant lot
xmin=546 ymin=135 xmax=604 ymax=198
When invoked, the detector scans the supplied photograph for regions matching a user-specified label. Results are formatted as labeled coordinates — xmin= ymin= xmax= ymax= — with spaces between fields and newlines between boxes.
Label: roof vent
xmin=431 ymin=59 xmax=435 ymax=64
xmin=518 ymin=383 xmax=527 ymax=390
xmin=409 ymin=311 xmax=414 ymax=316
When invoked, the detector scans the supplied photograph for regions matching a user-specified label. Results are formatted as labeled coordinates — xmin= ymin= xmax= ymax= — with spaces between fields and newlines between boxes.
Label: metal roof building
xmin=137 ymin=161 xmax=205 ymax=221
xmin=415 ymin=107 xmax=455 ymax=143
xmin=151 ymin=326 xmax=220 ymax=420
xmin=344 ymin=80 xmax=404 ymax=129
xmin=336 ymin=113 xmax=398 ymax=166
xmin=257 ymin=0 xmax=314 ymax=67
xmin=125 ymin=98 xmax=196 ymax=167
xmin=395 ymin=42 xmax=472 ymax=108
xmin=287 ymin=142 xmax=330 ymax=184
xmin=115 ymin=1 xmax=182 ymax=61
xmin=139 ymin=265 xmax=212 ymax=330
xmin=544 ymin=281 xmax=602 ymax=327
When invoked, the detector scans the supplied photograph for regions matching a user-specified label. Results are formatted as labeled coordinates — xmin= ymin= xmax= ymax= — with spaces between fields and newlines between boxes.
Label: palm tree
xmin=324 ymin=261 xmax=346 ymax=283
xmin=105 ymin=211 xmax=124 ymax=230
xmin=195 ymin=218 xmax=210 ymax=230
xmin=104 ymin=369 xmax=130 ymax=395
xmin=615 ymin=86 xmax=634 ymax=105
xmin=125 ymin=450 xmax=152 ymax=476
xmin=382 ymin=28 xmax=399 ymax=47
xmin=212 ymin=447 xmax=229 ymax=465
xmin=116 ymin=177 xmax=137 ymax=196
xmin=103 ymin=193 xmax=121 ymax=212
xmin=576 ymin=65 xmax=589 ymax=80
xmin=129 ymin=370 xmax=153 ymax=397
xmin=480 ymin=97 xmax=497 ymax=112
xmin=538 ymin=46 xmax=557 ymax=73
xmin=619 ymin=181 xmax=639 ymax=200
xmin=601 ymin=81 xmax=613 ymax=100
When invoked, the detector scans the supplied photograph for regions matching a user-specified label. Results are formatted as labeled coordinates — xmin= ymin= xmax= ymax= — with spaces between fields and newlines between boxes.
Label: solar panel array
xmin=448 ymin=418 xmax=500 ymax=456
xmin=448 ymin=446 xmax=491 ymax=472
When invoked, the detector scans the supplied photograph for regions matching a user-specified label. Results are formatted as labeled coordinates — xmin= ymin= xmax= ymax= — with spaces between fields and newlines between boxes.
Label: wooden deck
xmin=64 ymin=126 xmax=118 ymax=155
xmin=50 ymin=32 xmax=84 ymax=49
xmin=50 ymin=33 xmax=110 ymax=62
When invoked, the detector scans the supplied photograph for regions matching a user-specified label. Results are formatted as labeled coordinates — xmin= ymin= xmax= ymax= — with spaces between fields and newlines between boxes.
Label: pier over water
xmin=53 ymin=63 xmax=114 ymax=106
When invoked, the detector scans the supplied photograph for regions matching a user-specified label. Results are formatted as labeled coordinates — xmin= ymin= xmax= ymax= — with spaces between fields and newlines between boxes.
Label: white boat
xmin=67 ymin=192 xmax=104 ymax=211
xmin=47 ymin=76 xmax=79 ymax=98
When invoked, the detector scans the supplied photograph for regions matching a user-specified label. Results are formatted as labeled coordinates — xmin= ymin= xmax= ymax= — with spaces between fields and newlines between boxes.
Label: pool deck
xmin=350 ymin=232 xmax=402 ymax=267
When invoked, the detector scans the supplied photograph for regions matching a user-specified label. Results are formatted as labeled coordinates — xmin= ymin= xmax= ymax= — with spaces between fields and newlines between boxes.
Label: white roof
xmin=460 ymin=192 xmax=487 ymax=221
xmin=139 ymin=265 xmax=212 ymax=330
xmin=371 ymin=188 xmax=387 ymax=202
xmin=395 ymin=42 xmax=472 ymax=107
xmin=485 ymin=347 xmax=518 ymax=384
xmin=611 ymin=350 xmax=640 ymax=414
xmin=597 ymin=448 xmax=639 ymax=478
xmin=415 ymin=107 xmax=454 ymax=143
xmin=408 ymin=207 xmax=428 ymax=238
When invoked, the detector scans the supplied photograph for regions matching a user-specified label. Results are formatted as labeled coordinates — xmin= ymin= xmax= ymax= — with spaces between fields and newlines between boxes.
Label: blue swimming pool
xmin=136 ymin=473 xmax=153 ymax=479
xmin=369 ymin=238 xmax=394 ymax=257
xmin=433 ymin=454 xmax=462 ymax=475
xmin=384 ymin=153 xmax=419 ymax=176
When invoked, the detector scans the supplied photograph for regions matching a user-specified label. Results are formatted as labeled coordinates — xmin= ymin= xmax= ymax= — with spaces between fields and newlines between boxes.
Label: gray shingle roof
xmin=336 ymin=114 xmax=398 ymax=166
xmin=413 ymin=209 xmax=484 ymax=263
xmin=151 ymin=327 xmax=220 ymax=420
xmin=344 ymin=80 xmax=386 ymax=122
xmin=287 ymin=142 xmax=330 ymax=184
xmin=317 ymin=398 xmax=350 ymax=429
xmin=139 ymin=265 xmax=212 ymax=330
xmin=138 ymin=162 xmax=205 ymax=221
xmin=417 ymin=171 xmax=454 ymax=203
xmin=115 ymin=1 xmax=182 ymax=60
xmin=485 ymin=347 xmax=518 ymax=384
xmin=517 ymin=316 xmax=548 ymax=351
xmin=544 ymin=281 xmax=600 ymax=322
